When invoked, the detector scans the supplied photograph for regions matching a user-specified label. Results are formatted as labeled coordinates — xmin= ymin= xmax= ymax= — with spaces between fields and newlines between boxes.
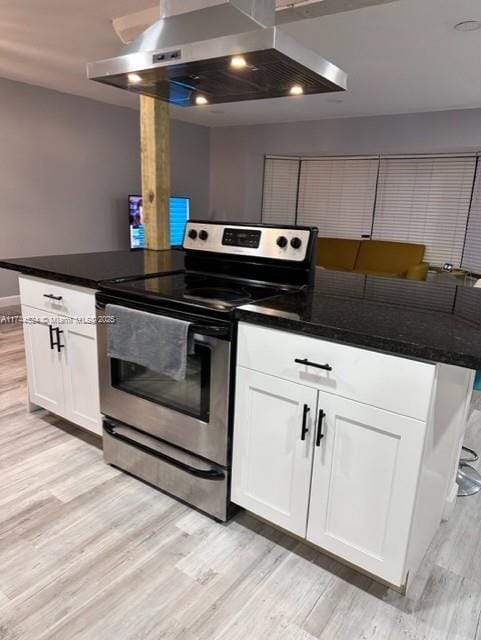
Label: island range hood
xmin=87 ymin=0 xmax=347 ymax=107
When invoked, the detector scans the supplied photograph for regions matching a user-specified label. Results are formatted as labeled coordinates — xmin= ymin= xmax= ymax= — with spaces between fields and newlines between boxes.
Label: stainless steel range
xmin=96 ymin=221 xmax=317 ymax=521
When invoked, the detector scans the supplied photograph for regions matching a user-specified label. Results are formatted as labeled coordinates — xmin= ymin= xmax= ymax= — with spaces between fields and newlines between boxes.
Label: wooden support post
xmin=140 ymin=95 xmax=171 ymax=251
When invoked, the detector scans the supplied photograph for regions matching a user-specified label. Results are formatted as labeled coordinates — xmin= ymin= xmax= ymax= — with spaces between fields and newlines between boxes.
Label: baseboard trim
xmin=0 ymin=295 xmax=20 ymax=308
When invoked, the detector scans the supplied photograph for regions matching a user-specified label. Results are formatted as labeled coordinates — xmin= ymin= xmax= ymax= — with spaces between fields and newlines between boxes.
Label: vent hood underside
xmin=87 ymin=27 xmax=347 ymax=107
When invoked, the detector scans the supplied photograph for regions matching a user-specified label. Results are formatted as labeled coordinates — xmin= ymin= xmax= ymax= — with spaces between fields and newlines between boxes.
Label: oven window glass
xmin=111 ymin=343 xmax=211 ymax=421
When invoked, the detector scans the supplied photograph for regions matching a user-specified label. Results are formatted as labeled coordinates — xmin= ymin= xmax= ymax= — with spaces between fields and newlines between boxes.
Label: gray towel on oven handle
xmin=106 ymin=304 xmax=192 ymax=382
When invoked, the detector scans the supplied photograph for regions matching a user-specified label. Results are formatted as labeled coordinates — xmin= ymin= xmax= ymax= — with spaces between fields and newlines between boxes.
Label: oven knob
xmin=188 ymin=229 xmax=198 ymax=240
xmin=276 ymin=236 xmax=288 ymax=248
xmin=291 ymin=237 xmax=302 ymax=249
xmin=199 ymin=230 xmax=209 ymax=241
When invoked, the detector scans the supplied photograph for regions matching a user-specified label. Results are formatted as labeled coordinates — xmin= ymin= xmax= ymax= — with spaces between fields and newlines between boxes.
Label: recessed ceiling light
xmin=195 ymin=96 xmax=209 ymax=105
xmin=127 ymin=73 xmax=143 ymax=84
xmin=454 ymin=20 xmax=481 ymax=32
xmin=289 ymin=85 xmax=304 ymax=96
xmin=230 ymin=56 xmax=247 ymax=70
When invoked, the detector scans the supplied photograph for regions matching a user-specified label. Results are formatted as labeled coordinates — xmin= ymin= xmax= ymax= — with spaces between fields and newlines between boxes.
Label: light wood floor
xmin=2 ymin=316 xmax=481 ymax=639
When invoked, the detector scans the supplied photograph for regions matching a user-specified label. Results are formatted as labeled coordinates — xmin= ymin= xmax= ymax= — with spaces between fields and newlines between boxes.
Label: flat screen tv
xmin=129 ymin=195 xmax=190 ymax=249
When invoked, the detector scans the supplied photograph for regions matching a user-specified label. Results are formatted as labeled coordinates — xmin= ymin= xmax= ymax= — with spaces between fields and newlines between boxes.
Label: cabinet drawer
xmin=237 ymin=323 xmax=435 ymax=420
xmin=19 ymin=275 xmax=96 ymax=320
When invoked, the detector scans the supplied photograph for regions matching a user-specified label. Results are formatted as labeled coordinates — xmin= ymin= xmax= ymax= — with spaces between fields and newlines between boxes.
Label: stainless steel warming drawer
xmin=103 ymin=419 xmax=229 ymax=521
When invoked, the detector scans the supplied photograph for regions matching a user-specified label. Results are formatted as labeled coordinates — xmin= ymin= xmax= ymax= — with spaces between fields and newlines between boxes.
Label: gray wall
xmin=209 ymin=108 xmax=481 ymax=223
xmin=171 ymin=119 xmax=210 ymax=220
xmin=0 ymin=77 xmax=210 ymax=298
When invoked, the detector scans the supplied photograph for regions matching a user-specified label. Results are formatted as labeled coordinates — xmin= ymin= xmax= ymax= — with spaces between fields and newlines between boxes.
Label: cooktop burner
xmin=101 ymin=272 xmax=284 ymax=312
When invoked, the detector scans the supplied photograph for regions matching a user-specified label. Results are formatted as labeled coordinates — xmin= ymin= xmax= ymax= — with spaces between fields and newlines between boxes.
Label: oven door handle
xmin=190 ymin=324 xmax=229 ymax=337
xmin=104 ymin=423 xmax=226 ymax=481
xmin=96 ymin=302 xmax=229 ymax=338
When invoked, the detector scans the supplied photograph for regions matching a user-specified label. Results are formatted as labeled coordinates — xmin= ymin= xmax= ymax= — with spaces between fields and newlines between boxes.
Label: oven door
xmin=96 ymin=296 xmax=231 ymax=466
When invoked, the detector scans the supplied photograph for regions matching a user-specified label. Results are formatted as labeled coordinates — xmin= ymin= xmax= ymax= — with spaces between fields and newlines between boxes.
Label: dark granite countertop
xmin=4 ymin=249 xmax=481 ymax=369
xmin=0 ymin=249 xmax=185 ymax=288
xmin=236 ymin=269 xmax=481 ymax=370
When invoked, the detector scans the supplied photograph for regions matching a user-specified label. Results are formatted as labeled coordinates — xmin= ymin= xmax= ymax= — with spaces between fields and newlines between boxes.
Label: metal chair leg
xmin=457 ymin=462 xmax=481 ymax=496
xmin=460 ymin=446 xmax=479 ymax=464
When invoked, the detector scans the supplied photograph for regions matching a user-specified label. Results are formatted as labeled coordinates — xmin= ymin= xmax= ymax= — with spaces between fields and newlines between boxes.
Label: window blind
xmin=296 ymin=157 xmax=379 ymax=239
xmin=261 ymin=157 xmax=300 ymax=225
xmin=372 ymin=156 xmax=477 ymax=267
xmin=462 ymin=158 xmax=481 ymax=274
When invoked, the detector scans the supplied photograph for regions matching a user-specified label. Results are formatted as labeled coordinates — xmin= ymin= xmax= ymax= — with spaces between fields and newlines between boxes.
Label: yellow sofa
xmin=316 ymin=238 xmax=429 ymax=281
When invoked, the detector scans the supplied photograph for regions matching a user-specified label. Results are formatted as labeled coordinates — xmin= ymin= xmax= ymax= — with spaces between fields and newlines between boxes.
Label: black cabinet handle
xmin=295 ymin=358 xmax=332 ymax=372
xmin=43 ymin=293 xmax=63 ymax=301
xmin=51 ymin=327 xmax=64 ymax=352
xmin=316 ymin=410 xmax=325 ymax=446
xmin=301 ymin=404 xmax=310 ymax=441
xmin=57 ymin=328 xmax=64 ymax=352
xmin=48 ymin=324 xmax=55 ymax=350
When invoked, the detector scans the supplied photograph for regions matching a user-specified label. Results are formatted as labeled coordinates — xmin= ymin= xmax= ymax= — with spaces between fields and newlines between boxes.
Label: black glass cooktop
xmin=100 ymin=272 xmax=285 ymax=312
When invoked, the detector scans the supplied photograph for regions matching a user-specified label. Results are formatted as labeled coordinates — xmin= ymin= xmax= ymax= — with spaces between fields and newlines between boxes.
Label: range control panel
xmin=183 ymin=222 xmax=312 ymax=262
xmin=222 ymin=228 xmax=261 ymax=249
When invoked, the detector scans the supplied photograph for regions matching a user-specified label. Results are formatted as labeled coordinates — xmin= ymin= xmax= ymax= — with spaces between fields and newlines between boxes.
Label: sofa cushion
xmin=317 ymin=237 xmax=361 ymax=271
xmin=355 ymin=240 xmax=425 ymax=275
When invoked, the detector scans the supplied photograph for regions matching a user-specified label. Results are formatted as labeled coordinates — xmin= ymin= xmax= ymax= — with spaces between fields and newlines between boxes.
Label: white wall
xmin=0 ymin=77 xmax=210 ymax=298
xmin=209 ymin=108 xmax=481 ymax=223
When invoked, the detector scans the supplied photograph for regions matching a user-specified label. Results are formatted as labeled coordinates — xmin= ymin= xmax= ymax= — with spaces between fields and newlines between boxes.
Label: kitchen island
xmin=1 ymin=253 xmax=481 ymax=591
xmin=232 ymin=268 xmax=481 ymax=591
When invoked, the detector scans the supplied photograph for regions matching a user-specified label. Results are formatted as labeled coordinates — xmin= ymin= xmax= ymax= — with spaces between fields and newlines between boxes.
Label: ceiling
xmin=1 ymin=0 xmax=481 ymax=127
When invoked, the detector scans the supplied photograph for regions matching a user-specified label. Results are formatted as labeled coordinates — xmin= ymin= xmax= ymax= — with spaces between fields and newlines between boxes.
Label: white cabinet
xmin=307 ymin=392 xmax=426 ymax=587
xmin=22 ymin=312 xmax=65 ymax=414
xmin=232 ymin=368 xmax=317 ymax=536
xmin=62 ymin=322 xmax=101 ymax=433
xmin=20 ymin=276 xmax=101 ymax=436
xmin=232 ymin=322 xmax=474 ymax=589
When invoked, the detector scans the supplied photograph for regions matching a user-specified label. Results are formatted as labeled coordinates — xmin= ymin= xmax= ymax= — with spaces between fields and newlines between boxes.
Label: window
xmin=462 ymin=159 xmax=481 ymax=274
xmin=296 ymin=157 xmax=379 ymax=239
xmin=261 ymin=157 xmax=300 ymax=225
xmin=371 ymin=156 xmax=476 ymax=267
xmin=260 ymin=153 xmax=480 ymax=269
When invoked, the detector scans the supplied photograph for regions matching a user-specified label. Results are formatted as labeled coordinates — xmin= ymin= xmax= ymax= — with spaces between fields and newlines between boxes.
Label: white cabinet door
xmin=22 ymin=308 xmax=65 ymax=414
xmin=62 ymin=323 xmax=102 ymax=435
xmin=232 ymin=367 xmax=317 ymax=537
xmin=307 ymin=391 xmax=426 ymax=587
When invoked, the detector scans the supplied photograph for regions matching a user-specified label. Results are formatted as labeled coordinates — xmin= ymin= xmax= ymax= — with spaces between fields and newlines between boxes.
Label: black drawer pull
xmin=295 ymin=358 xmax=332 ymax=372
xmin=301 ymin=404 xmax=310 ymax=441
xmin=316 ymin=410 xmax=325 ymax=446
xmin=43 ymin=293 xmax=63 ymax=301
